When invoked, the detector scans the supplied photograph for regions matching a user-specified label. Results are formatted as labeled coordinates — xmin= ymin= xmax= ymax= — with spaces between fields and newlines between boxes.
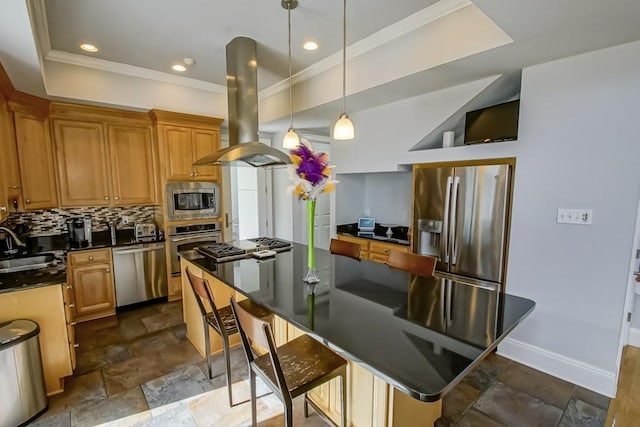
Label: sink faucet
xmin=0 ymin=226 xmax=26 ymax=247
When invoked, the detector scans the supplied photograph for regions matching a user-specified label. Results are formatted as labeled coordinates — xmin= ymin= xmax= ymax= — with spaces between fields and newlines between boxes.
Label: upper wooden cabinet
xmin=50 ymin=103 xmax=157 ymax=207
xmin=54 ymin=119 xmax=111 ymax=206
xmin=13 ymin=110 xmax=58 ymax=210
xmin=108 ymin=124 xmax=156 ymax=205
xmin=0 ymin=92 xmax=20 ymax=213
xmin=151 ymin=110 xmax=223 ymax=182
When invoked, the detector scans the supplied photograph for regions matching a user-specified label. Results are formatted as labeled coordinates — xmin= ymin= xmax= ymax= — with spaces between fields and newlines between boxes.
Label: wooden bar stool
xmin=330 ymin=238 xmax=361 ymax=260
xmin=387 ymin=250 xmax=437 ymax=278
xmin=185 ymin=267 xmax=272 ymax=407
xmin=230 ymin=297 xmax=348 ymax=427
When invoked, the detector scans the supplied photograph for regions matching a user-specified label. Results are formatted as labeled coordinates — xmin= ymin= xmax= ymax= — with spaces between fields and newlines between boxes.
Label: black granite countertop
xmin=336 ymin=223 xmax=410 ymax=246
xmin=184 ymin=243 xmax=535 ymax=402
xmin=0 ymin=230 xmax=166 ymax=293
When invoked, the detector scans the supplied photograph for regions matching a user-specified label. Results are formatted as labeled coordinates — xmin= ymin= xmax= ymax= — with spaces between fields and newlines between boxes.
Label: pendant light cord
xmin=341 ymin=0 xmax=347 ymax=114
xmin=288 ymin=7 xmax=294 ymax=128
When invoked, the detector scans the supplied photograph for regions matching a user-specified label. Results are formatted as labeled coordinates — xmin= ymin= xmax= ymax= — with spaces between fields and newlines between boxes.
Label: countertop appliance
xmin=135 ymin=223 xmax=157 ymax=242
xmin=413 ymin=163 xmax=511 ymax=290
xmin=197 ymin=237 xmax=292 ymax=262
xmin=166 ymin=182 xmax=220 ymax=221
xmin=112 ymin=242 xmax=167 ymax=307
xmin=167 ymin=222 xmax=222 ymax=276
xmin=66 ymin=217 xmax=92 ymax=248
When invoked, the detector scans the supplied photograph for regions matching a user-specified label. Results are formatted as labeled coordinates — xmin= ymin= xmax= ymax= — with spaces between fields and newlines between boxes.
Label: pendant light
xmin=333 ymin=0 xmax=354 ymax=140
xmin=282 ymin=0 xmax=300 ymax=149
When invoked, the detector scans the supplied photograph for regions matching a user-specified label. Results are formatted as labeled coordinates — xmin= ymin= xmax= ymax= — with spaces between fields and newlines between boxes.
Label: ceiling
xmin=1 ymin=0 xmax=640 ymax=134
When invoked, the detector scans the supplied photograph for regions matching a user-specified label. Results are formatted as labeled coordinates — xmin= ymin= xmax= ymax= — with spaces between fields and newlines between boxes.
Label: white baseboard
xmin=627 ymin=327 xmax=640 ymax=348
xmin=498 ymin=337 xmax=617 ymax=398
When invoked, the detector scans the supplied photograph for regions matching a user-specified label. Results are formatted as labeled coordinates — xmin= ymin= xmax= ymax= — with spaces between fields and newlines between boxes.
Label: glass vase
xmin=303 ymin=199 xmax=320 ymax=284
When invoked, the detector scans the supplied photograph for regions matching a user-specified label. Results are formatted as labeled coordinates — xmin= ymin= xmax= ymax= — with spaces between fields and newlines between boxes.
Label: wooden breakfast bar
xmin=180 ymin=243 xmax=535 ymax=426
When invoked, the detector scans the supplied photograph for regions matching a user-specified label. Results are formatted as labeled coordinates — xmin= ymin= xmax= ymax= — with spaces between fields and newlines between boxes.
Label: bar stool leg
xmin=284 ymin=399 xmax=293 ymax=427
xmin=303 ymin=392 xmax=309 ymax=418
xmin=222 ymin=335 xmax=234 ymax=406
xmin=250 ymin=370 xmax=258 ymax=427
xmin=203 ymin=319 xmax=212 ymax=379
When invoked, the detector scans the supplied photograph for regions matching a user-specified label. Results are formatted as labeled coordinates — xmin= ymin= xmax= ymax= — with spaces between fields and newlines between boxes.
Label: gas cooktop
xmin=196 ymin=237 xmax=292 ymax=262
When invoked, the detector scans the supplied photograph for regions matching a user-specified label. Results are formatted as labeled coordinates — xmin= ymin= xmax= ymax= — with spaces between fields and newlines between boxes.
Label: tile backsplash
xmin=8 ymin=205 xmax=156 ymax=236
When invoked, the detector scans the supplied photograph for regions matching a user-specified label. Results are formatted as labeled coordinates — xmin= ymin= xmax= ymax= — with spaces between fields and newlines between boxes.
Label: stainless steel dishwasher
xmin=112 ymin=242 xmax=167 ymax=307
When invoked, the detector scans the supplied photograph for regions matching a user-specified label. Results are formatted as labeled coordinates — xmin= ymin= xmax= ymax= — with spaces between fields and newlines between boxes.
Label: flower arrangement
xmin=287 ymin=139 xmax=337 ymax=284
xmin=287 ymin=139 xmax=338 ymax=201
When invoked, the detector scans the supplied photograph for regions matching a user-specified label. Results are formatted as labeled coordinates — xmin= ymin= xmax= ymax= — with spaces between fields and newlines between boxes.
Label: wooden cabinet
xmin=0 ymin=91 xmax=19 ymax=220
xmin=61 ymin=283 xmax=77 ymax=370
xmin=161 ymin=125 xmax=219 ymax=181
xmin=54 ymin=119 xmax=110 ymax=206
xmin=53 ymin=117 xmax=157 ymax=207
xmin=337 ymin=234 xmax=409 ymax=264
xmin=13 ymin=111 xmax=58 ymax=210
xmin=151 ymin=109 xmax=223 ymax=182
xmin=107 ymin=124 xmax=156 ymax=205
xmin=67 ymin=248 xmax=116 ymax=322
xmin=0 ymin=285 xmax=74 ymax=396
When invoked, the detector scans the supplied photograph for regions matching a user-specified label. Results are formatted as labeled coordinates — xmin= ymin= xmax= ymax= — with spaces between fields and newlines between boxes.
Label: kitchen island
xmin=180 ymin=243 xmax=534 ymax=426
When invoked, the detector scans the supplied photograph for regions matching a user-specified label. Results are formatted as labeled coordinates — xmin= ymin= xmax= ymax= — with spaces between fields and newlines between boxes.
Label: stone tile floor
xmin=29 ymin=301 xmax=610 ymax=426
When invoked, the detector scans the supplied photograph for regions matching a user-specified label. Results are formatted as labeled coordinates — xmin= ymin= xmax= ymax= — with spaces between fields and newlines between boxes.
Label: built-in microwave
xmin=166 ymin=182 xmax=220 ymax=221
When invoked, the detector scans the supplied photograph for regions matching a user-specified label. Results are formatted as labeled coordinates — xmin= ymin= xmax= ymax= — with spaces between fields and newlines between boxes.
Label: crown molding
xmin=260 ymin=0 xmax=472 ymax=99
xmin=45 ymin=50 xmax=227 ymax=93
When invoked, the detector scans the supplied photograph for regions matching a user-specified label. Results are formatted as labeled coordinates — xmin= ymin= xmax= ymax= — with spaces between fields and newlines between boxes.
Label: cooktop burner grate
xmin=197 ymin=242 xmax=247 ymax=261
xmin=247 ymin=237 xmax=291 ymax=250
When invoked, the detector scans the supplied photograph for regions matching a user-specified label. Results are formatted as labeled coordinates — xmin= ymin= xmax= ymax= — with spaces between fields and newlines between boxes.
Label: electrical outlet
xmin=122 ymin=216 xmax=129 ymax=225
xmin=557 ymin=208 xmax=593 ymax=225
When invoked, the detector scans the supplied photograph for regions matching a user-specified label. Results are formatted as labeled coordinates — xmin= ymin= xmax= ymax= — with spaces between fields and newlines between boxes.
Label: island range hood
xmin=193 ymin=37 xmax=291 ymax=168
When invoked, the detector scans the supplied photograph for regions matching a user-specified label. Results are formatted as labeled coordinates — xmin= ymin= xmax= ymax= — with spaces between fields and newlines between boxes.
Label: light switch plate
xmin=557 ymin=208 xmax=593 ymax=225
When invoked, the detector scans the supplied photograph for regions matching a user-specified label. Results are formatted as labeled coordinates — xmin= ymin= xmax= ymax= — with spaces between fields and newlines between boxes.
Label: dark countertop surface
xmin=184 ymin=243 xmax=535 ymax=402
xmin=336 ymin=223 xmax=410 ymax=246
xmin=0 ymin=230 xmax=166 ymax=294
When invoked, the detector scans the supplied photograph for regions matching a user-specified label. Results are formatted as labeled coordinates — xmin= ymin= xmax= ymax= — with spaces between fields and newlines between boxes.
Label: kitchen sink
xmin=0 ymin=254 xmax=55 ymax=274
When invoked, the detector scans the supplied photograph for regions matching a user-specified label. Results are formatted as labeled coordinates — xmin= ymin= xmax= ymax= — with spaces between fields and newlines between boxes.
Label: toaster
xmin=135 ymin=223 xmax=157 ymax=242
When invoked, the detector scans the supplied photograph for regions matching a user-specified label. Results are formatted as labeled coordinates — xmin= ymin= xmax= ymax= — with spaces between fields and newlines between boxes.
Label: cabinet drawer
xmin=68 ymin=248 xmax=111 ymax=266
xmin=369 ymin=241 xmax=409 ymax=255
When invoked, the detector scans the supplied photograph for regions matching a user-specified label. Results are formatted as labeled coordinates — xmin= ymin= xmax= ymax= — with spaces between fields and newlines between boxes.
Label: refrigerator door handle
xmin=442 ymin=176 xmax=453 ymax=263
xmin=445 ymin=279 xmax=453 ymax=327
xmin=450 ymin=176 xmax=461 ymax=265
xmin=440 ymin=278 xmax=446 ymax=326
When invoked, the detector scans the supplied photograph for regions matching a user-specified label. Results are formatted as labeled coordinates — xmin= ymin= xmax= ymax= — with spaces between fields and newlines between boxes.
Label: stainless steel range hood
xmin=193 ymin=37 xmax=291 ymax=168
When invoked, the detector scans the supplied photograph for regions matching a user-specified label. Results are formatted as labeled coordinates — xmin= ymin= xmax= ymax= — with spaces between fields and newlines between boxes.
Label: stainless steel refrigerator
xmin=408 ymin=162 xmax=512 ymax=345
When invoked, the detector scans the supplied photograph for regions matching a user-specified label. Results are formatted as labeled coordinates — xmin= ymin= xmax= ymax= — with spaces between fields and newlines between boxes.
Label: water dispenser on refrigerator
xmin=418 ymin=219 xmax=442 ymax=257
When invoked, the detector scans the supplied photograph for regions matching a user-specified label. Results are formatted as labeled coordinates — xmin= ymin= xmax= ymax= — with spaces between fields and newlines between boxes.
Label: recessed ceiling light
xmin=80 ymin=43 xmax=98 ymax=53
xmin=172 ymin=64 xmax=187 ymax=72
xmin=303 ymin=41 xmax=319 ymax=51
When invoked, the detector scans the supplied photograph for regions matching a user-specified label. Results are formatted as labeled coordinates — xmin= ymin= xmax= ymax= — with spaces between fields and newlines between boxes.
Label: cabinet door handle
xmin=74 ymin=343 xmax=80 ymax=348
xmin=190 ymin=172 xmax=194 ymax=177
xmin=88 ymin=256 xmax=94 ymax=260
xmin=10 ymin=185 xmax=19 ymax=189
xmin=114 ymin=196 xmax=119 ymax=200
xmin=104 ymin=196 xmax=109 ymax=201
xmin=194 ymin=172 xmax=199 ymax=177
xmin=68 ymin=303 xmax=75 ymax=308
xmin=0 ymin=206 xmax=6 ymax=213
xmin=66 ymin=285 xmax=72 ymax=290
xmin=71 ymin=322 xmax=77 ymax=326
xmin=106 ymin=269 xmax=111 ymax=273
xmin=25 ymin=199 xmax=31 ymax=204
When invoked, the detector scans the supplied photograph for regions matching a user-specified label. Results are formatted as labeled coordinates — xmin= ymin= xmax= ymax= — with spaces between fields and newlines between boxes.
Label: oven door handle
xmin=169 ymin=236 xmax=215 ymax=242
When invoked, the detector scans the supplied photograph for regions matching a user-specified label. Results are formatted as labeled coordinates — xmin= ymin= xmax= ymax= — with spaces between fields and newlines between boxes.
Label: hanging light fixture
xmin=333 ymin=0 xmax=354 ymax=140
xmin=282 ymin=0 xmax=300 ymax=149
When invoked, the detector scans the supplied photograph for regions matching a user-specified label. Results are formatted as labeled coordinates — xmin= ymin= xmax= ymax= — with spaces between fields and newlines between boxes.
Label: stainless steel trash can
xmin=0 ymin=319 xmax=48 ymax=427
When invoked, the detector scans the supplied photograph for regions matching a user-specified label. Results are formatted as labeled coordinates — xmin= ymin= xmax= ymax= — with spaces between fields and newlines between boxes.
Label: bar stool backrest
xmin=330 ymin=238 xmax=361 ymax=260
xmin=185 ymin=267 xmax=224 ymax=330
xmin=387 ymin=250 xmax=436 ymax=278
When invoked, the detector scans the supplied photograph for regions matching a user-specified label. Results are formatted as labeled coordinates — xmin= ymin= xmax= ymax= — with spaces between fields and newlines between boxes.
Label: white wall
xmin=331 ymin=40 xmax=640 ymax=397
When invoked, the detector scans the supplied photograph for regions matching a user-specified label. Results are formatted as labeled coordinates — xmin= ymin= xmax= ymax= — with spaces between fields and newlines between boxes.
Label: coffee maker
xmin=66 ymin=217 xmax=92 ymax=248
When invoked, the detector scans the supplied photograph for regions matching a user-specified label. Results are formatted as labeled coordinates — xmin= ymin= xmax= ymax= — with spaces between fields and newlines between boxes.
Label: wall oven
xmin=166 ymin=182 xmax=220 ymax=221
xmin=168 ymin=222 xmax=222 ymax=276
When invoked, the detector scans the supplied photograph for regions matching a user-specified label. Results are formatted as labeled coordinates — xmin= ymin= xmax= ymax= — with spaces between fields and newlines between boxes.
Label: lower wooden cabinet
xmin=337 ymin=234 xmax=409 ymax=264
xmin=67 ymin=248 xmax=116 ymax=322
xmin=0 ymin=284 xmax=74 ymax=396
